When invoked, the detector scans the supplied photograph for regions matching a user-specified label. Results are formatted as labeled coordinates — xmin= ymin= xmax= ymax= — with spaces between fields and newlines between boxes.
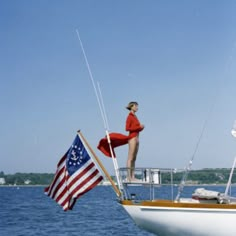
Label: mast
xmin=75 ymin=29 xmax=124 ymax=195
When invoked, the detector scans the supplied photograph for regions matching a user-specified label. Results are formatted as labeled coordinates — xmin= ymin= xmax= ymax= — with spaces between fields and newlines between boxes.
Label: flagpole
xmin=78 ymin=130 xmax=121 ymax=197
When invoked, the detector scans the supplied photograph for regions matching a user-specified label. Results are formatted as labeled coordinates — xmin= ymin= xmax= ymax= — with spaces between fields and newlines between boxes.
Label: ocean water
xmin=0 ymin=186 xmax=155 ymax=236
xmin=0 ymin=185 xmax=233 ymax=236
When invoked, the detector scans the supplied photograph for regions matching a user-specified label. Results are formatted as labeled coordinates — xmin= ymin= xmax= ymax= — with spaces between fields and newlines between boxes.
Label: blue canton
xmin=66 ymin=135 xmax=90 ymax=176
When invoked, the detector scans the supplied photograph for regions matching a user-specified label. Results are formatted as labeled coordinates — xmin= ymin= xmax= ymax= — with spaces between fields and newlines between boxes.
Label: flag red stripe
xmin=68 ymin=162 xmax=95 ymax=188
xmin=46 ymin=165 xmax=66 ymax=197
xmin=44 ymin=155 xmax=66 ymax=195
xmin=60 ymin=163 xmax=99 ymax=207
xmin=55 ymin=162 xmax=94 ymax=203
xmin=68 ymin=176 xmax=103 ymax=210
xmin=52 ymin=172 xmax=67 ymax=199
xmin=65 ymin=173 xmax=103 ymax=210
xmin=70 ymin=169 xmax=100 ymax=196
xmin=57 ymin=154 xmax=67 ymax=167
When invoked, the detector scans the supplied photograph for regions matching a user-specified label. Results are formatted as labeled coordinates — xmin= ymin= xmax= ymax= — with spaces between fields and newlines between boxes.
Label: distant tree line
xmin=0 ymin=168 xmax=235 ymax=185
xmin=0 ymin=171 xmax=54 ymax=185
xmin=161 ymin=168 xmax=234 ymax=184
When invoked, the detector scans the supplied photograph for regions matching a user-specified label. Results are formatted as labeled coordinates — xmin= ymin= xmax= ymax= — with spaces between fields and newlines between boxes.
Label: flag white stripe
xmin=56 ymin=160 xmax=96 ymax=205
xmin=47 ymin=167 xmax=67 ymax=199
xmin=72 ymin=172 xmax=102 ymax=198
xmin=48 ymin=159 xmax=93 ymax=200
xmin=67 ymin=159 xmax=94 ymax=186
xmin=45 ymin=157 xmax=66 ymax=196
xmin=68 ymin=167 xmax=99 ymax=196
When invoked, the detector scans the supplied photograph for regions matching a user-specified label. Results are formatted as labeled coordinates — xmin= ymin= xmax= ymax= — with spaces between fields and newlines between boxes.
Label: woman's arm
xmin=126 ymin=115 xmax=144 ymax=132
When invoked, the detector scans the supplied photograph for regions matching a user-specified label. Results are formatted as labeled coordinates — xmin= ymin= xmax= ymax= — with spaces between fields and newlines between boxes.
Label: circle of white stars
xmin=68 ymin=145 xmax=84 ymax=166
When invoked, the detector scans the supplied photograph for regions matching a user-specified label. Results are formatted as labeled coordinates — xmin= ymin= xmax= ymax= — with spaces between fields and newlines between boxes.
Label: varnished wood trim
xmin=120 ymin=199 xmax=236 ymax=209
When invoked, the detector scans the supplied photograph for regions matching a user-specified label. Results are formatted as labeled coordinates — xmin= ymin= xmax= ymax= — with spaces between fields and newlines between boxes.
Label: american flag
xmin=45 ymin=133 xmax=103 ymax=211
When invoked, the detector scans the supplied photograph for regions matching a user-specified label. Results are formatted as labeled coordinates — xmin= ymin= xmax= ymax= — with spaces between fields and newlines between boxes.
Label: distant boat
xmin=101 ymin=180 xmax=112 ymax=186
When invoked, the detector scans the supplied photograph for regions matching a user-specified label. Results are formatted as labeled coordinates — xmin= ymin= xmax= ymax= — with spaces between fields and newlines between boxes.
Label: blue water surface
xmin=0 ymin=185 xmax=234 ymax=236
xmin=0 ymin=186 xmax=155 ymax=236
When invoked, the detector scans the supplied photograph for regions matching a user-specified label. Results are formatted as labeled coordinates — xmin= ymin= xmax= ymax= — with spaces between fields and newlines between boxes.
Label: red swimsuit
xmin=126 ymin=112 xmax=144 ymax=139
xmin=97 ymin=112 xmax=143 ymax=157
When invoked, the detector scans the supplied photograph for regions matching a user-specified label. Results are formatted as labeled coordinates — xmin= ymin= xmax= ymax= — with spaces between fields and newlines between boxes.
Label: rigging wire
xmin=175 ymin=40 xmax=236 ymax=201
xmin=175 ymin=111 xmax=212 ymax=201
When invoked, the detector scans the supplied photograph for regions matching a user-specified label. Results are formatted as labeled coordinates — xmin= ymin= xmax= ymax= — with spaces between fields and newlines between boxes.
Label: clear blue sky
xmin=1 ymin=1 xmax=236 ymax=174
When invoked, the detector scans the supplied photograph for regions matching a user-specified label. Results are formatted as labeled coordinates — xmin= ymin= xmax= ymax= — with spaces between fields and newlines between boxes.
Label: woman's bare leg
xmin=131 ymin=141 xmax=139 ymax=179
xmin=127 ymin=137 xmax=139 ymax=180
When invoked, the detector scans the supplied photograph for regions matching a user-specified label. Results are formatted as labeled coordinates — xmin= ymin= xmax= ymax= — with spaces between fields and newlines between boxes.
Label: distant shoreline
xmin=0 ymin=183 xmax=234 ymax=187
xmin=0 ymin=185 xmax=47 ymax=187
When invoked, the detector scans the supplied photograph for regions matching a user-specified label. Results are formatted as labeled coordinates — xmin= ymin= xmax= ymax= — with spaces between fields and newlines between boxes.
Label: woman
xmin=126 ymin=101 xmax=144 ymax=181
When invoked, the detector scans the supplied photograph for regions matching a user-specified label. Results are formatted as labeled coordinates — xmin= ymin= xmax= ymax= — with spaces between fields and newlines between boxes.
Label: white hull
xmin=117 ymin=165 xmax=236 ymax=235
xmin=122 ymin=200 xmax=236 ymax=236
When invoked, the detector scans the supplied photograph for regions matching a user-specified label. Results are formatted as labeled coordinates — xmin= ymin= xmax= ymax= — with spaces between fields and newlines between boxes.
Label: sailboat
xmin=118 ymin=166 xmax=236 ymax=236
xmin=97 ymin=121 xmax=234 ymax=236
xmin=75 ymin=30 xmax=236 ymax=235
xmin=77 ymin=125 xmax=235 ymax=236
xmin=80 ymin=115 xmax=236 ymax=236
